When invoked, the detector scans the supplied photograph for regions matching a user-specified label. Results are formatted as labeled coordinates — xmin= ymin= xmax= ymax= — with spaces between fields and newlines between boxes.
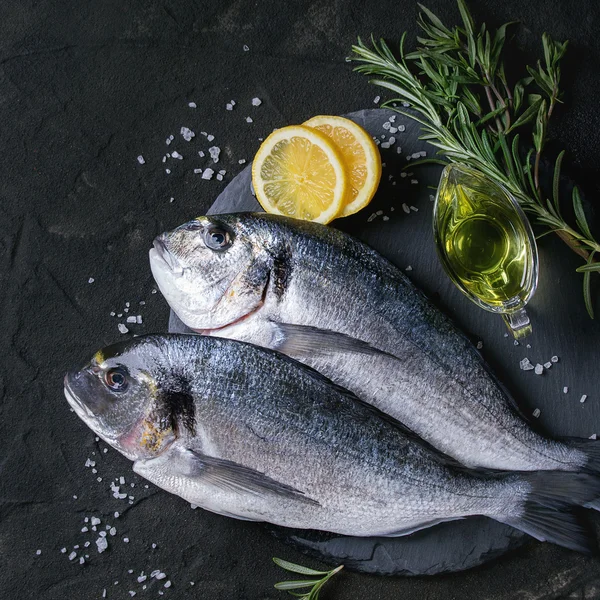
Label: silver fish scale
xmin=156 ymin=214 xmax=588 ymax=473
xmin=134 ymin=335 xmax=527 ymax=537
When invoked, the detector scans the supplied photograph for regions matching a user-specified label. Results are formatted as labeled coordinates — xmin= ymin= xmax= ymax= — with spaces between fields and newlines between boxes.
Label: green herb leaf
xmin=275 ymin=581 xmax=322 ymax=591
xmin=272 ymin=558 xmax=330 ymax=576
xmin=552 ymin=150 xmax=565 ymax=217
xmin=572 ymin=187 xmax=594 ymax=241
xmin=582 ymin=251 xmax=597 ymax=319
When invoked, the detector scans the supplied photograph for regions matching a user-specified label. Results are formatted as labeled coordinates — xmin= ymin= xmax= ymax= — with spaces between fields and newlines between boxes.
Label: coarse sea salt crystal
xmin=198 ymin=150 xmax=205 ymax=157
xmin=238 ymin=158 xmax=246 ymax=164
xmin=532 ymin=408 xmax=541 ymax=418
xmin=188 ymin=102 xmax=196 ymax=108
xmin=590 ymin=433 xmax=597 ymax=440
xmin=88 ymin=277 xmax=95 ymax=284
xmin=209 ymin=146 xmax=221 ymax=162
xmin=118 ymin=324 xmax=129 ymax=334
xmin=180 ymin=127 xmax=195 ymax=142
xmin=226 ymin=103 xmax=234 ymax=110
xmin=137 ymin=155 xmax=145 ymax=165
xmin=171 ymin=150 xmax=183 ymax=160
xmin=246 ymin=116 xmax=253 ymax=123
xmin=201 ymin=168 xmax=214 ymax=180
xmin=382 ymin=122 xmax=391 ymax=130
xmin=544 ymin=361 xmax=552 ymax=369
xmin=138 ymin=575 xmax=147 ymax=583
xmin=91 ymin=517 xmax=101 ymax=526
xmin=123 ymin=537 xmax=129 ymax=543
xmin=563 ymin=386 xmax=569 ymax=393
xmin=243 ymin=44 xmax=249 ymax=51
xmin=388 ymin=137 xmax=396 ymax=145
xmin=156 ymin=572 xmax=167 ymax=580
xmin=367 ymin=213 xmax=377 ymax=223
xmin=534 ymin=364 xmax=543 ymax=375
xmin=382 ymin=215 xmax=389 ymax=222
xmin=69 ymin=551 xmax=77 ymax=561
xmin=164 ymin=581 xmax=172 ymax=589
xmin=194 ymin=168 xmax=202 ymax=174
xmin=389 ymin=126 xmax=398 ymax=134
xmin=373 ymin=96 xmax=380 ymax=104
xmin=252 ymin=97 xmax=262 ymax=106
xmin=551 ymin=355 xmax=559 ymax=363
xmin=207 ymin=134 xmax=215 ymax=141
xmin=409 ymin=205 xmax=418 ymax=212
xmin=398 ymin=124 xmax=406 ymax=132
xmin=380 ymin=142 xmax=390 ymax=149
xmin=476 ymin=341 xmax=483 ymax=350
xmin=136 ymin=315 xmax=142 ymax=324
xmin=402 ymin=203 xmax=410 ymax=214
xmin=580 ymin=394 xmax=588 ymax=403
xmin=520 ymin=358 xmax=534 ymax=371
xmin=126 ymin=316 xmax=136 ymax=324
xmin=216 ymin=174 xmax=223 ymax=181
xmin=165 ymin=169 xmax=171 ymax=174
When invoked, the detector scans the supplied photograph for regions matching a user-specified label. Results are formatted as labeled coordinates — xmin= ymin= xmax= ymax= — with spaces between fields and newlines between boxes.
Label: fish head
xmin=150 ymin=214 xmax=275 ymax=331
xmin=64 ymin=338 xmax=177 ymax=461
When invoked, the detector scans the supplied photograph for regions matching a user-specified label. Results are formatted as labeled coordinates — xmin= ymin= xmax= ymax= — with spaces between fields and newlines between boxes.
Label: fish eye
xmin=104 ymin=366 xmax=129 ymax=392
xmin=203 ymin=226 xmax=232 ymax=251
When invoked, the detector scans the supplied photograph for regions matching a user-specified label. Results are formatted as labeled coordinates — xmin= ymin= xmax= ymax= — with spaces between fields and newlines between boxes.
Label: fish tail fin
xmin=565 ymin=438 xmax=600 ymax=475
xmin=499 ymin=503 xmax=594 ymax=554
xmin=495 ymin=471 xmax=600 ymax=553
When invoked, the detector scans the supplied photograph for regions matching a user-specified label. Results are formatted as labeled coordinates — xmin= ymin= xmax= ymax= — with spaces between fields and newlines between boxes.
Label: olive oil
xmin=433 ymin=164 xmax=538 ymax=319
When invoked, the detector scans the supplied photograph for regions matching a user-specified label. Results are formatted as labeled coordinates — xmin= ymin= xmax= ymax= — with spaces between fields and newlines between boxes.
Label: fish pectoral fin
xmin=169 ymin=448 xmax=320 ymax=506
xmin=378 ymin=516 xmax=465 ymax=537
xmin=273 ymin=322 xmax=394 ymax=358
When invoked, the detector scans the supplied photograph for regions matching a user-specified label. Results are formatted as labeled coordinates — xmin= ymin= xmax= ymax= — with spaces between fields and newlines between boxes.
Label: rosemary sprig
xmin=273 ymin=557 xmax=343 ymax=599
xmin=351 ymin=0 xmax=600 ymax=317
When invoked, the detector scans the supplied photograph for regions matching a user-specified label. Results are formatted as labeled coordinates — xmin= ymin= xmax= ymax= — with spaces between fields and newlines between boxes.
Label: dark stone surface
xmin=2 ymin=1 xmax=600 ymax=599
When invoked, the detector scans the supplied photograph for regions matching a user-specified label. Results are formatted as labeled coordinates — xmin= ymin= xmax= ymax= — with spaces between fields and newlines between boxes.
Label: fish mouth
xmin=150 ymin=237 xmax=184 ymax=276
xmin=64 ymin=372 xmax=97 ymax=422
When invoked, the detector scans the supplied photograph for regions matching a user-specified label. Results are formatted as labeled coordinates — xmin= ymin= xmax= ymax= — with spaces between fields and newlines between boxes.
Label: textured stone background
xmin=1 ymin=1 xmax=600 ymax=599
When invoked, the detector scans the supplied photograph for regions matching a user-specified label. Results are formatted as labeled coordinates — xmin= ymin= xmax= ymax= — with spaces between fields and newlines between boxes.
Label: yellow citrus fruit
xmin=251 ymin=125 xmax=348 ymax=224
xmin=303 ymin=115 xmax=382 ymax=218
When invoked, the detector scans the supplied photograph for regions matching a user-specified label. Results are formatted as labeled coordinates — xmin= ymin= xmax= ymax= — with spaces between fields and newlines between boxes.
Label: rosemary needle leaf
xmin=583 ymin=253 xmax=596 ymax=318
xmin=275 ymin=581 xmax=322 ymax=591
xmin=552 ymin=150 xmax=565 ymax=217
xmin=272 ymin=558 xmax=330 ymax=576
xmin=573 ymin=187 xmax=595 ymax=241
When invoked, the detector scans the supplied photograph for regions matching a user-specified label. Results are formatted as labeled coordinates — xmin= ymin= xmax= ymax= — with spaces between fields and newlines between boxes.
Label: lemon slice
xmin=252 ymin=125 xmax=348 ymax=224
xmin=303 ymin=115 xmax=382 ymax=218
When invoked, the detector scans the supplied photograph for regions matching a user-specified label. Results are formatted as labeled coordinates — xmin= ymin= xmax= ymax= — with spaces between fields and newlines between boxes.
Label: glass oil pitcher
xmin=433 ymin=164 xmax=539 ymax=339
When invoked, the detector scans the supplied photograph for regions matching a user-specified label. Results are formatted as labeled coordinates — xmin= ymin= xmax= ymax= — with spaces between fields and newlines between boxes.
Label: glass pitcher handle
xmin=502 ymin=308 xmax=532 ymax=339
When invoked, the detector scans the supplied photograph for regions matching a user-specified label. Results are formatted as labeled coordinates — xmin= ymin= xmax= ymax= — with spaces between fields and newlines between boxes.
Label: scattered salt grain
xmin=411 ymin=152 xmax=421 ymax=159
xmin=198 ymin=150 xmax=205 ymax=157
xmin=81 ymin=526 xmax=88 ymax=533
xmin=476 ymin=341 xmax=483 ymax=350
xmin=164 ymin=581 xmax=172 ymax=589
xmin=84 ymin=541 xmax=90 ymax=547
xmin=151 ymin=570 xmax=160 ymax=578
xmin=519 ymin=358 xmax=534 ymax=371
xmin=580 ymin=395 xmax=588 ymax=403
xmin=389 ymin=126 xmax=398 ymax=134
xmin=373 ymin=95 xmax=380 ymax=104
xmin=171 ymin=151 xmax=183 ymax=160
xmin=590 ymin=434 xmax=597 ymax=440
xmin=388 ymin=137 xmax=396 ymax=145
xmin=382 ymin=122 xmax=391 ymax=130
xmin=126 ymin=316 xmax=137 ymax=324
xmin=91 ymin=517 xmax=101 ymax=526
xmin=79 ymin=557 xmax=85 ymax=565
xmin=563 ymin=386 xmax=568 ymax=394
xmin=110 ymin=311 xmax=115 ymax=317
xmin=405 ymin=265 xmax=413 ymax=272
xmin=543 ymin=361 xmax=552 ymax=369
xmin=409 ymin=205 xmax=418 ymax=212
xmin=201 ymin=168 xmax=214 ymax=180
xmin=194 ymin=168 xmax=202 ymax=174
xmin=118 ymin=323 xmax=129 ymax=334
xmin=152 ymin=289 xmax=157 ymax=294
xmin=216 ymin=173 xmax=223 ymax=181
xmin=137 ymin=155 xmax=145 ymax=165
xmin=243 ymin=44 xmax=249 ymax=51
xmin=102 ymin=590 xmax=106 ymax=598
xmin=251 ymin=97 xmax=262 ymax=106
xmin=534 ymin=364 xmax=543 ymax=375
xmin=138 ymin=575 xmax=147 ymax=583
xmin=136 ymin=315 xmax=142 ymax=324
xmin=380 ymin=142 xmax=390 ymax=149
xmin=367 ymin=213 xmax=377 ymax=223
xmin=209 ymin=146 xmax=221 ymax=162
xmin=551 ymin=355 xmax=559 ymax=363
xmin=246 ymin=116 xmax=253 ymax=123
xmin=36 ymin=549 xmax=41 ymax=555
xmin=88 ymin=277 xmax=95 ymax=284
xmin=226 ymin=103 xmax=234 ymax=110
xmin=94 ymin=537 xmax=105 ymax=554
xmin=155 ymin=572 xmax=167 ymax=580
xmin=513 ymin=340 xmax=519 ymax=346
xmin=532 ymin=408 xmax=541 ymax=418
xmin=129 ymin=592 xmax=136 ymax=598
xmin=207 ymin=134 xmax=215 ymax=141
xmin=180 ymin=127 xmax=195 ymax=142
xmin=400 ymin=172 xmax=407 ymax=178
xmin=61 ymin=548 xmax=66 ymax=553
xmin=398 ymin=125 xmax=406 ymax=132
xmin=188 ymin=102 xmax=196 ymax=108
xmin=69 ymin=551 xmax=77 ymax=561
xmin=123 ymin=537 xmax=129 ymax=543
xmin=114 ymin=512 xmax=120 ymax=518
xmin=402 ymin=203 xmax=410 ymax=214
xmin=238 ymin=158 xmax=246 ymax=164
xmin=165 ymin=169 xmax=171 ymax=174
xmin=152 ymin=543 xmax=157 ymax=549
xmin=382 ymin=216 xmax=389 ymax=222
xmin=230 ymin=100 xmax=236 ymax=106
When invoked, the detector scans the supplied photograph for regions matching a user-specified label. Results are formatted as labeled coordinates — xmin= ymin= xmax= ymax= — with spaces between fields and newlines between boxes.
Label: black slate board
xmin=167 ymin=107 xmax=599 ymax=575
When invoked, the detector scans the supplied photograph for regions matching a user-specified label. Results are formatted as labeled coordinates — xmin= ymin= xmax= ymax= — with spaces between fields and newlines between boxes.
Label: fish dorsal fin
xmin=145 ymin=447 xmax=320 ymax=506
xmin=272 ymin=322 xmax=395 ymax=359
